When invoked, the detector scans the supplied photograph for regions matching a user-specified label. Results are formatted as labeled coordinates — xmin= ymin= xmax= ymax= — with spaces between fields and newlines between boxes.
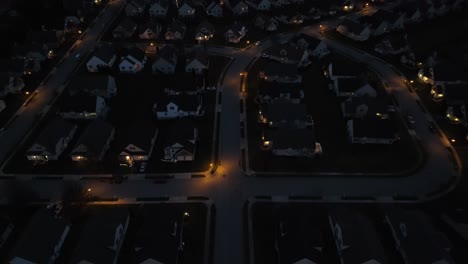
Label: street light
xmin=25 ymin=91 xmax=30 ymax=95
xmin=410 ymin=80 xmax=414 ymax=84
xmin=451 ymin=139 xmax=456 ymax=143
xmin=87 ymin=188 xmax=92 ymax=192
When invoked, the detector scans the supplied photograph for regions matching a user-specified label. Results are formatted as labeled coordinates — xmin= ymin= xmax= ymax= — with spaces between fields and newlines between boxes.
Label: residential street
xmin=0 ymin=2 xmax=462 ymax=264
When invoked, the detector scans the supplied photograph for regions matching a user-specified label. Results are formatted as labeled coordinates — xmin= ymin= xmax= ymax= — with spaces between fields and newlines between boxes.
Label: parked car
xmin=139 ymin=162 xmax=147 ymax=173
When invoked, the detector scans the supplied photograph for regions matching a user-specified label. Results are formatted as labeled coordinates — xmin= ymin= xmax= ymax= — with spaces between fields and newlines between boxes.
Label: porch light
xmin=184 ymin=212 xmax=190 ymax=217
xmin=78 ymin=30 xmax=82 ymax=34
xmin=125 ymin=155 xmax=130 ymax=160
xmin=263 ymin=141 xmax=270 ymax=146
xmin=451 ymin=139 xmax=456 ymax=143
xmin=246 ymin=40 xmax=250 ymax=44
xmin=410 ymin=80 xmax=414 ymax=83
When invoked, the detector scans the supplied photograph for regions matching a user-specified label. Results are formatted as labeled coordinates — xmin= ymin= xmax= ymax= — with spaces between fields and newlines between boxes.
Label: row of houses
xmin=324 ymin=56 xmax=399 ymax=144
xmin=336 ymin=0 xmax=466 ymax=42
xmin=86 ymin=44 xmax=209 ymax=74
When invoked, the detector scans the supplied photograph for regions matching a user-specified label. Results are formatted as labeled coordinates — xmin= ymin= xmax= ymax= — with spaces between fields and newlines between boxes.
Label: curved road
xmin=0 ymin=3 xmax=461 ymax=264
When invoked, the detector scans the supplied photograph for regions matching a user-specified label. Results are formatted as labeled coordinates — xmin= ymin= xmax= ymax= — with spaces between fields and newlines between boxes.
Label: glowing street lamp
xmin=410 ymin=80 xmax=414 ymax=84
xmin=87 ymin=188 xmax=92 ymax=192
xmin=78 ymin=30 xmax=82 ymax=34
xmin=451 ymin=139 xmax=456 ymax=143
xmin=25 ymin=91 xmax=30 ymax=95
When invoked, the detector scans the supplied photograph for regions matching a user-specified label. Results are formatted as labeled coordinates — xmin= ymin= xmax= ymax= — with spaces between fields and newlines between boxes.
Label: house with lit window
xmin=328 ymin=209 xmax=388 ymax=264
xmin=118 ymin=121 xmax=158 ymax=166
xmin=346 ymin=116 xmax=399 ymax=144
xmin=86 ymin=45 xmax=117 ymax=72
xmin=0 ymin=73 xmax=25 ymax=97
xmin=186 ymin=49 xmax=209 ymax=74
xmin=341 ymin=96 xmax=392 ymax=119
xmin=154 ymin=94 xmax=204 ymax=119
xmin=162 ymin=120 xmax=198 ymax=162
xmin=59 ymin=92 xmax=107 ymax=120
xmin=258 ymin=63 xmax=302 ymax=83
xmin=261 ymin=128 xmax=321 ymax=157
xmin=9 ymin=208 xmax=70 ymax=264
xmin=163 ymin=73 xmax=205 ymax=95
xmin=336 ymin=19 xmax=371 ymax=41
xmin=418 ymin=61 xmax=465 ymax=85
xmin=138 ymin=22 xmax=162 ymax=39
xmin=292 ymin=33 xmax=329 ymax=58
xmin=70 ymin=119 xmax=115 ymax=161
xmin=152 ymin=44 xmax=178 ymax=74
xmin=149 ymin=0 xmax=169 ymax=17
xmin=26 ymin=117 xmax=77 ymax=163
xmin=70 ymin=207 xmax=129 ymax=264
xmin=258 ymin=103 xmax=312 ymax=128
xmin=384 ymin=209 xmax=456 ymax=264
xmin=195 ymin=20 xmax=215 ymax=41
xmin=119 ymin=47 xmax=147 ymax=74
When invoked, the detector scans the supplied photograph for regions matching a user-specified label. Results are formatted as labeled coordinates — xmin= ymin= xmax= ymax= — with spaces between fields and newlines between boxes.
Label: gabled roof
xmin=292 ymin=33 xmax=322 ymax=50
xmin=261 ymin=102 xmax=308 ymax=126
xmin=164 ymin=118 xmax=198 ymax=153
xmin=264 ymin=128 xmax=316 ymax=149
xmin=92 ymin=44 xmax=115 ymax=64
xmin=350 ymin=116 xmax=398 ymax=139
xmin=155 ymin=44 xmax=177 ymax=65
xmin=339 ymin=19 xmax=368 ymax=34
xmin=267 ymin=44 xmax=306 ymax=61
xmin=9 ymin=208 xmax=69 ymax=264
xmin=186 ymin=49 xmax=209 ymax=67
xmin=329 ymin=208 xmax=387 ymax=264
xmin=118 ymin=120 xmax=157 ymax=154
xmin=138 ymin=21 xmax=161 ymax=35
xmin=157 ymin=94 xmax=201 ymax=112
xmin=71 ymin=119 xmax=114 ymax=158
xmin=167 ymin=19 xmax=187 ymax=35
xmin=70 ymin=206 xmax=129 ymax=264
xmin=152 ymin=0 xmax=169 ymax=9
xmin=118 ymin=17 xmax=137 ymax=33
xmin=385 ymin=208 xmax=456 ymax=264
xmin=28 ymin=117 xmax=76 ymax=155
xmin=196 ymin=20 xmax=215 ymax=34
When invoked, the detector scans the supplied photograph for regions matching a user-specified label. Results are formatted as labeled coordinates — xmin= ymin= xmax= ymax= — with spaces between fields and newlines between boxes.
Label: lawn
xmin=3 ymin=55 xmax=230 ymax=174
xmin=245 ymin=57 xmax=421 ymax=174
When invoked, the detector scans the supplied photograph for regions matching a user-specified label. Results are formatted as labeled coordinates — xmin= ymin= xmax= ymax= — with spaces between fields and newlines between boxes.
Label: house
xmin=256 ymin=82 xmax=304 ymax=104
xmin=195 ymin=20 xmax=215 ymax=41
xmin=86 ymin=45 xmax=117 ymax=72
xmin=119 ymin=47 xmax=147 ymax=74
xmin=275 ymin=209 xmax=328 ymax=264
xmin=163 ymin=73 xmax=205 ymax=95
xmin=118 ymin=121 xmax=158 ymax=166
xmin=270 ymin=0 xmax=290 ymax=8
xmin=0 ymin=58 xmax=32 ymax=75
xmin=125 ymin=0 xmax=146 ymax=16
xmin=26 ymin=118 xmax=77 ymax=163
xmin=138 ymin=22 xmax=162 ymax=39
xmin=68 ymin=73 xmax=117 ymax=98
xmin=336 ymin=19 xmax=372 ymax=41
xmin=328 ymin=209 xmax=387 ymax=264
xmin=165 ymin=20 xmax=187 ymax=40
xmin=254 ymin=14 xmax=279 ymax=31
xmin=28 ymin=30 xmax=65 ymax=51
xmin=246 ymin=0 xmax=271 ymax=10
xmin=9 ymin=208 xmax=70 ymax=264
xmin=154 ymin=94 xmax=204 ymax=119
xmin=258 ymin=102 xmax=312 ymax=128
xmin=258 ymin=63 xmax=302 ymax=83
xmin=374 ymin=34 xmax=410 ymax=55
xmin=333 ymin=78 xmax=377 ymax=97
xmin=152 ymin=44 xmax=178 ymax=74
xmin=358 ymin=12 xmax=390 ymax=36
xmin=0 ymin=73 xmax=25 ymax=97
xmin=186 ymin=49 xmax=209 ymax=74
xmin=341 ymin=96 xmax=392 ymax=119
xmin=112 ymin=18 xmax=137 ymax=39
xmin=347 ymin=117 xmax=399 ymax=144
xmin=292 ymin=33 xmax=329 ymax=58
xmin=225 ymin=22 xmax=248 ymax=43
xmin=206 ymin=0 xmax=223 ymax=17
xmin=149 ymin=0 xmax=169 ymax=17
xmin=12 ymin=43 xmax=48 ymax=63
xmin=446 ymin=104 xmax=468 ymax=125
xmin=261 ymin=128 xmax=321 ymax=157
xmin=70 ymin=119 xmax=115 ymax=161
xmin=59 ymin=92 xmax=107 ymax=120
xmin=384 ymin=209 xmax=456 ymax=264
xmin=325 ymin=57 xmax=365 ymax=81
xmin=178 ymin=1 xmax=196 ymax=18
xmin=64 ymin=16 xmax=82 ymax=34
xmin=70 ymin=207 xmax=129 ymax=264
xmin=266 ymin=44 xmax=310 ymax=67
xmin=398 ymin=2 xmax=422 ymax=23
xmin=228 ymin=0 xmax=249 ymax=15
xmin=162 ymin=119 xmax=198 ymax=162
xmin=369 ymin=9 xmax=406 ymax=31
